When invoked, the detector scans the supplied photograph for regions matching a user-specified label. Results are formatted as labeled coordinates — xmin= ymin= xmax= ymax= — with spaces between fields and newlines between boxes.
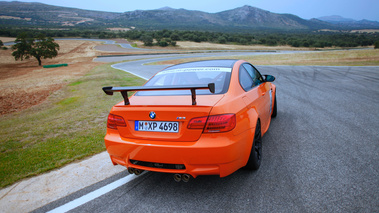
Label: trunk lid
xmin=111 ymin=95 xmax=224 ymax=142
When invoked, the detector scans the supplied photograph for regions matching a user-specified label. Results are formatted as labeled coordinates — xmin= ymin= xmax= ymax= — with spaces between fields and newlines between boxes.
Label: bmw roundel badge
xmin=149 ymin=111 xmax=156 ymax=119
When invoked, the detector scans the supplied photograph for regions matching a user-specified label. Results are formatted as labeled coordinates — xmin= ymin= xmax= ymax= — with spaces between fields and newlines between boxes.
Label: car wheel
xmin=271 ymin=91 xmax=277 ymax=118
xmin=245 ymin=120 xmax=262 ymax=170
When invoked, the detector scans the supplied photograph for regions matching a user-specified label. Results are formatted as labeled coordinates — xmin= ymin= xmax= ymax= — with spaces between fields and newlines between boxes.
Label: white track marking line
xmin=111 ymin=64 xmax=149 ymax=80
xmin=47 ymin=174 xmax=141 ymax=213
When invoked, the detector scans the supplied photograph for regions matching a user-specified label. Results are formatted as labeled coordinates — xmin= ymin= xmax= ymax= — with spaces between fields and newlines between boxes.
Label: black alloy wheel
xmin=245 ymin=120 xmax=262 ymax=170
xmin=271 ymin=90 xmax=277 ymax=118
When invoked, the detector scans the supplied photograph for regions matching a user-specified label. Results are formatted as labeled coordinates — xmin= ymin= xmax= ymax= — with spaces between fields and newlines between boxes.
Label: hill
xmin=0 ymin=1 xmax=378 ymax=31
xmin=0 ymin=1 xmax=122 ymax=26
xmin=117 ymin=5 xmax=337 ymax=31
xmin=318 ymin=15 xmax=379 ymax=29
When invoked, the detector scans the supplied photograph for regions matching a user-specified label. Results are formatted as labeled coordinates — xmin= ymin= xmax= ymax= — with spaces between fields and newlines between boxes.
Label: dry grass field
xmin=175 ymin=41 xmax=313 ymax=51
xmin=150 ymin=49 xmax=379 ymax=66
xmin=0 ymin=40 xmax=102 ymax=115
xmin=0 ymin=37 xmax=16 ymax=43
xmin=130 ymin=40 xmax=313 ymax=51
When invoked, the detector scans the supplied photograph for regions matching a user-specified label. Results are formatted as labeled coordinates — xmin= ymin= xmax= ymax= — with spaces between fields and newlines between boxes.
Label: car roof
xmin=164 ymin=59 xmax=239 ymax=70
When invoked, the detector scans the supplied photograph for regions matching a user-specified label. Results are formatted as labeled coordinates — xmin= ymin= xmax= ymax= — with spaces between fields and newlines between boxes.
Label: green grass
xmin=68 ymin=81 xmax=84 ymax=86
xmin=0 ymin=63 xmax=146 ymax=188
xmin=57 ymin=96 xmax=80 ymax=105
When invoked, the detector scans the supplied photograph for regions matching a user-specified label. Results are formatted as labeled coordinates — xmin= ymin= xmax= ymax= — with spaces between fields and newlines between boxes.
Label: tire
xmin=245 ymin=120 xmax=262 ymax=170
xmin=271 ymin=91 xmax=277 ymax=118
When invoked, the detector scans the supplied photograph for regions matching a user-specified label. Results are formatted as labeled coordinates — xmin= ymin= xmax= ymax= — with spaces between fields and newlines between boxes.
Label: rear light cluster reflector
xmin=107 ymin=114 xmax=126 ymax=129
xmin=188 ymin=114 xmax=236 ymax=133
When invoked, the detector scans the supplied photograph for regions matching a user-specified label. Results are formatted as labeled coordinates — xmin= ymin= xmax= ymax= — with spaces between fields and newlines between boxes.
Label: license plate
xmin=135 ymin=121 xmax=179 ymax=133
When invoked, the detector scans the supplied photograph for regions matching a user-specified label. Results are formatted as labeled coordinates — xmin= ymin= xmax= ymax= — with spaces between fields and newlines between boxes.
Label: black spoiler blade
xmin=102 ymin=83 xmax=215 ymax=105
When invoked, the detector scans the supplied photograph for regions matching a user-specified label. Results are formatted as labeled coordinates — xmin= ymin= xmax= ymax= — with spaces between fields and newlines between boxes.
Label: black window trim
xmin=239 ymin=63 xmax=265 ymax=92
xmin=238 ymin=64 xmax=253 ymax=92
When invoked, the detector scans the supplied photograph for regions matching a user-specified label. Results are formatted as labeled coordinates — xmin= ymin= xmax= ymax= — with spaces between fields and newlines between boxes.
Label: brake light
xmin=107 ymin=114 xmax=126 ymax=129
xmin=205 ymin=114 xmax=236 ymax=133
xmin=188 ymin=114 xmax=236 ymax=133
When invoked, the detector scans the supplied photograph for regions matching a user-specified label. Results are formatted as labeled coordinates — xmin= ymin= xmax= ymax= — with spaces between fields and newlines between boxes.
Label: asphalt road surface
xmin=35 ymin=56 xmax=379 ymax=212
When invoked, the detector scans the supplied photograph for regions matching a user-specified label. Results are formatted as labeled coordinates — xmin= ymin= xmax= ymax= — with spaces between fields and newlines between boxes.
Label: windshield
xmin=136 ymin=67 xmax=232 ymax=96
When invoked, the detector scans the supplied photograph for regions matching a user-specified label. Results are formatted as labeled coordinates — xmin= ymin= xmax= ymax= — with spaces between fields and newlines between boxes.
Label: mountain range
xmin=0 ymin=1 xmax=378 ymax=31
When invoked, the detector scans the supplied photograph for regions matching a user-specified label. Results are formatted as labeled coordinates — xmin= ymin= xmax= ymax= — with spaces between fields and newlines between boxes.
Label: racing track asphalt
xmin=33 ymin=55 xmax=378 ymax=212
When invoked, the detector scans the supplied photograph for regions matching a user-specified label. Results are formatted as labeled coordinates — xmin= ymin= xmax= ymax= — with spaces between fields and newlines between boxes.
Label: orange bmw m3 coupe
xmin=103 ymin=59 xmax=277 ymax=182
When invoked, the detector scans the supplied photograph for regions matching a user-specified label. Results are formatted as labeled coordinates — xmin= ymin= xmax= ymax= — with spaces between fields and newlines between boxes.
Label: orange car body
xmin=103 ymin=59 xmax=276 ymax=178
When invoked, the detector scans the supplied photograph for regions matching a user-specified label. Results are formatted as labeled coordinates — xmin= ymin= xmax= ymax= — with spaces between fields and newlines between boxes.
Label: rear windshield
xmin=136 ymin=67 xmax=232 ymax=96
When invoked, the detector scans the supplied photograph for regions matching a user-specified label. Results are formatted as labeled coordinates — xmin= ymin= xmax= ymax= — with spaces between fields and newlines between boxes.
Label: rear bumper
xmin=104 ymin=131 xmax=252 ymax=178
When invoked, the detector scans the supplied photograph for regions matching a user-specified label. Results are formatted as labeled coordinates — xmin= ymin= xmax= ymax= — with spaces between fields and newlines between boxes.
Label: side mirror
xmin=263 ymin=75 xmax=275 ymax=82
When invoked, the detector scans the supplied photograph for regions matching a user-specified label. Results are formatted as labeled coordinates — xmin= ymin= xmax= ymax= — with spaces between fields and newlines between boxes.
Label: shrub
xmin=170 ymin=33 xmax=180 ymax=41
xmin=218 ymin=36 xmax=227 ymax=44
xmin=159 ymin=40 xmax=168 ymax=47
xmin=141 ymin=35 xmax=153 ymax=46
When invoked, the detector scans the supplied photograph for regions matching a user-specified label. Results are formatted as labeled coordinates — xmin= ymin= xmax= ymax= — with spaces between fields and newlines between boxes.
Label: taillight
xmin=187 ymin=117 xmax=207 ymax=129
xmin=205 ymin=114 xmax=236 ymax=133
xmin=188 ymin=114 xmax=236 ymax=133
xmin=107 ymin=114 xmax=126 ymax=129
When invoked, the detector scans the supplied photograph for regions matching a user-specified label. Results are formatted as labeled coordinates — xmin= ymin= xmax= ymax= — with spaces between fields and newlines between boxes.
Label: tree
xmin=99 ymin=32 xmax=106 ymax=39
xmin=158 ymin=39 xmax=169 ymax=47
xmin=12 ymin=33 xmax=59 ymax=66
xmin=141 ymin=35 xmax=153 ymax=46
xmin=11 ymin=33 xmax=33 ymax=62
xmin=375 ymin=41 xmax=379 ymax=49
xmin=217 ymin=36 xmax=227 ymax=44
xmin=170 ymin=33 xmax=180 ymax=41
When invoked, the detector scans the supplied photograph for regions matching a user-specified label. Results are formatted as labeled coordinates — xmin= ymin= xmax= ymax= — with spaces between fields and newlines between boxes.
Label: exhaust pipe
xmin=173 ymin=174 xmax=182 ymax=182
xmin=134 ymin=169 xmax=143 ymax=175
xmin=128 ymin=168 xmax=135 ymax=174
xmin=182 ymin=174 xmax=191 ymax=182
xmin=173 ymin=174 xmax=191 ymax=182
xmin=128 ymin=168 xmax=143 ymax=175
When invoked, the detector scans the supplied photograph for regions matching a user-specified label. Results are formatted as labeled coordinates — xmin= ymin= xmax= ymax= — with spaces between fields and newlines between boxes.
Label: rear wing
xmin=102 ymin=83 xmax=215 ymax=105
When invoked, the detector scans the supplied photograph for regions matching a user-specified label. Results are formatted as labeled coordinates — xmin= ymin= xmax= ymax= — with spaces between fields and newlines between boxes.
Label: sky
xmin=5 ymin=0 xmax=379 ymax=21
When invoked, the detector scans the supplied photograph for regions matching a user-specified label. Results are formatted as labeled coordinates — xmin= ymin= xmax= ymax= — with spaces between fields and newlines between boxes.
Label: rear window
xmin=136 ymin=67 xmax=232 ymax=96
